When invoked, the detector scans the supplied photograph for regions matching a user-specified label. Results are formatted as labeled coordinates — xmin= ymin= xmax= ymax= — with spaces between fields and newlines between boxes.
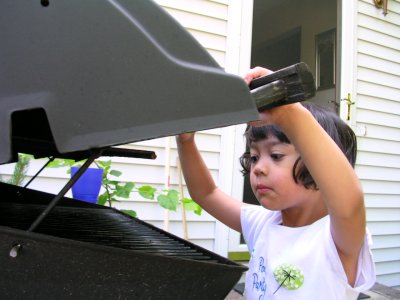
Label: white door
xmin=228 ymin=0 xmax=353 ymax=259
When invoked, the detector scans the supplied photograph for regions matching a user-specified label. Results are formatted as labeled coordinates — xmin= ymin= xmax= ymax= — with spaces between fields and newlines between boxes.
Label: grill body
xmin=0 ymin=182 xmax=247 ymax=299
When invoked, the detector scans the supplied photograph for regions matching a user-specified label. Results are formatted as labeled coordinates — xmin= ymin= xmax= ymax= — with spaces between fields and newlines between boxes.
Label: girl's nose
xmin=253 ymin=158 xmax=268 ymax=176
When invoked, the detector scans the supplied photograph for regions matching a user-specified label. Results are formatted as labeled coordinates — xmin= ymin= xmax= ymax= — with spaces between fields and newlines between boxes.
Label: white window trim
xmin=215 ymin=0 xmax=254 ymax=256
xmin=338 ymin=0 xmax=358 ymax=125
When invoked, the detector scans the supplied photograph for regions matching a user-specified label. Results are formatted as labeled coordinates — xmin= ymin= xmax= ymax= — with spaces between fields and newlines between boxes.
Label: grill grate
xmin=0 ymin=202 xmax=220 ymax=262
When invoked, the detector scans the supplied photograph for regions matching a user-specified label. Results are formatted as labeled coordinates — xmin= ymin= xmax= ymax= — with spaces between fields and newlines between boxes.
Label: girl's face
xmin=249 ymin=135 xmax=309 ymax=211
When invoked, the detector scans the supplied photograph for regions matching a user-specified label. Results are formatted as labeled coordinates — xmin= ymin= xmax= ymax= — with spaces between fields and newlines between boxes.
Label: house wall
xmin=355 ymin=0 xmax=400 ymax=289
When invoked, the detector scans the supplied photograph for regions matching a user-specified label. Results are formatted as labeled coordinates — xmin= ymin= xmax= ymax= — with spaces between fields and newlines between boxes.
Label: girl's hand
xmin=176 ymin=132 xmax=195 ymax=144
xmin=243 ymin=66 xmax=274 ymax=85
xmin=243 ymin=66 xmax=290 ymax=127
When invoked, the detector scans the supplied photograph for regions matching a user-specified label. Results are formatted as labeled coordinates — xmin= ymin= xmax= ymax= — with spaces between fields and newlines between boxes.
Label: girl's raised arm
xmin=176 ymin=132 xmax=244 ymax=232
xmin=272 ymin=104 xmax=365 ymax=285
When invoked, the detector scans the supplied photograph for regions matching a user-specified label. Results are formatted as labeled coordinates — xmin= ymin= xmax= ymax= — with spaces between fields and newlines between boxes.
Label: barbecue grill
xmin=0 ymin=1 xmax=256 ymax=299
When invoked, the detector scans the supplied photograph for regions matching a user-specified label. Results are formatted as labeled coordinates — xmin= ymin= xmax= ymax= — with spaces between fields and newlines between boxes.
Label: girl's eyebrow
xmin=251 ymin=138 xmax=286 ymax=146
xmin=250 ymin=139 xmax=285 ymax=150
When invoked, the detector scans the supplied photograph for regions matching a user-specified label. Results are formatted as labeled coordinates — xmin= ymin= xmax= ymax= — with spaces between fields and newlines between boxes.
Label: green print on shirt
xmin=273 ymin=263 xmax=304 ymax=294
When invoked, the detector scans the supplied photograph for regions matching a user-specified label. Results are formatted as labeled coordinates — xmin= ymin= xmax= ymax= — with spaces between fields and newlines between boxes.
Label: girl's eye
xmin=250 ymin=155 xmax=259 ymax=164
xmin=271 ymin=153 xmax=284 ymax=161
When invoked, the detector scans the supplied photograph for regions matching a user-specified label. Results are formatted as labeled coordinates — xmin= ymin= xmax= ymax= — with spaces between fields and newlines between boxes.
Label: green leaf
xmin=157 ymin=190 xmax=179 ymax=211
xmin=115 ymin=182 xmax=134 ymax=198
xmin=183 ymin=198 xmax=202 ymax=215
xmin=138 ymin=185 xmax=156 ymax=200
xmin=97 ymin=193 xmax=108 ymax=206
xmin=124 ymin=182 xmax=135 ymax=190
xmin=168 ymin=189 xmax=179 ymax=200
xmin=194 ymin=207 xmax=202 ymax=216
xmin=121 ymin=209 xmax=137 ymax=218
xmin=8 ymin=153 xmax=31 ymax=186
xmin=109 ymin=170 xmax=122 ymax=177
xmin=74 ymin=159 xmax=87 ymax=167
xmin=46 ymin=158 xmax=75 ymax=168
xmin=110 ymin=197 xmax=120 ymax=203
xmin=97 ymin=160 xmax=112 ymax=169
xmin=96 ymin=160 xmax=111 ymax=174
xmin=19 ymin=153 xmax=34 ymax=159
xmin=103 ymin=179 xmax=119 ymax=186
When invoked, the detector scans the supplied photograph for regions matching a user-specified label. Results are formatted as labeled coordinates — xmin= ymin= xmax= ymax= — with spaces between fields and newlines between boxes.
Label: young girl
xmin=176 ymin=67 xmax=375 ymax=299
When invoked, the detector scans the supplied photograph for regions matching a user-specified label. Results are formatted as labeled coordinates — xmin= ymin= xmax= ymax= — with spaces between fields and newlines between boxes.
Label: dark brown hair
xmin=239 ymin=102 xmax=357 ymax=189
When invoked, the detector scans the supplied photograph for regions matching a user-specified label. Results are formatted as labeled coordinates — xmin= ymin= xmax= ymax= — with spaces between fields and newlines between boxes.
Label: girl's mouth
xmin=256 ymin=184 xmax=272 ymax=194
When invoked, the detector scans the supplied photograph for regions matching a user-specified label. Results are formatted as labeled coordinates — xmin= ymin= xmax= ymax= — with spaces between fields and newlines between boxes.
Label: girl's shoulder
xmin=241 ymin=205 xmax=280 ymax=226
xmin=241 ymin=205 xmax=282 ymax=249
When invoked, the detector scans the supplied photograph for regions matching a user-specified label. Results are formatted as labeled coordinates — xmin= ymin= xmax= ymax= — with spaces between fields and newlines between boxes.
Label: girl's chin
xmin=260 ymin=205 xmax=280 ymax=211
xmin=258 ymin=199 xmax=280 ymax=211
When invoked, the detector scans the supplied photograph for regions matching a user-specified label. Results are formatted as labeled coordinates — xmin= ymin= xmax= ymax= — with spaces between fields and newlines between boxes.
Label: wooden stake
xmin=163 ymin=136 xmax=171 ymax=232
xmin=177 ymin=158 xmax=188 ymax=240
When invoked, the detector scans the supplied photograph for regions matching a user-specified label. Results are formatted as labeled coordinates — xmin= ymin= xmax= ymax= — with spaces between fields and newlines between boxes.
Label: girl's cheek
xmin=249 ymin=174 xmax=257 ymax=191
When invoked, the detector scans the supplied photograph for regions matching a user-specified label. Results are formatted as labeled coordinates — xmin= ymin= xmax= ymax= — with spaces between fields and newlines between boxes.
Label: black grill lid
xmin=0 ymin=0 xmax=258 ymax=164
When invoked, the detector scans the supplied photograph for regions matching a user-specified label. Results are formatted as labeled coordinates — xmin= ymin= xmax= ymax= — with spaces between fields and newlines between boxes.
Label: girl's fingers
xmin=243 ymin=66 xmax=274 ymax=85
xmin=176 ymin=132 xmax=195 ymax=143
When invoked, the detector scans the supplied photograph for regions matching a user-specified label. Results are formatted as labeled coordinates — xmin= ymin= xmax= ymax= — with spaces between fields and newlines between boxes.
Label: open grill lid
xmin=0 ymin=0 xmax=258 ymax=164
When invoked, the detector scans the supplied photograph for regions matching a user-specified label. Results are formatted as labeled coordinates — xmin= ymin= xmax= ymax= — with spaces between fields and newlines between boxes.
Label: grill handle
xmin=249 ymin=62 xmax=316 ymax=111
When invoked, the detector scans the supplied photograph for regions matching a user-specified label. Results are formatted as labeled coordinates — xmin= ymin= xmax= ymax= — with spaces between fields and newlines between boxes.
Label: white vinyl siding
xmin=356 ymin=0 xmax=400 ymax=289
xmin=155 ymin=0 xmax=229 ymax=67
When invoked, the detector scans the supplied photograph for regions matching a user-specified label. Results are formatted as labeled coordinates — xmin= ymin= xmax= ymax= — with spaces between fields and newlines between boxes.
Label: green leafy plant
xmin=47 ymin=158 xmax=202 ymax=217
xmin=0 ymin=153 xmax=32 ymax=186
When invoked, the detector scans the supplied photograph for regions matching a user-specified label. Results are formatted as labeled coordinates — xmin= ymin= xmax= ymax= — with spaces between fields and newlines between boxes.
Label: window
xmin=315 ymin=29 xmax=336 ymax=90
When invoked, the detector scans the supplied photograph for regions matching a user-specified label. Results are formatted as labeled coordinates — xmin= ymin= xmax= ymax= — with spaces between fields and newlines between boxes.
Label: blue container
xmin=71 ymin=167 xmax=104 ymax=204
